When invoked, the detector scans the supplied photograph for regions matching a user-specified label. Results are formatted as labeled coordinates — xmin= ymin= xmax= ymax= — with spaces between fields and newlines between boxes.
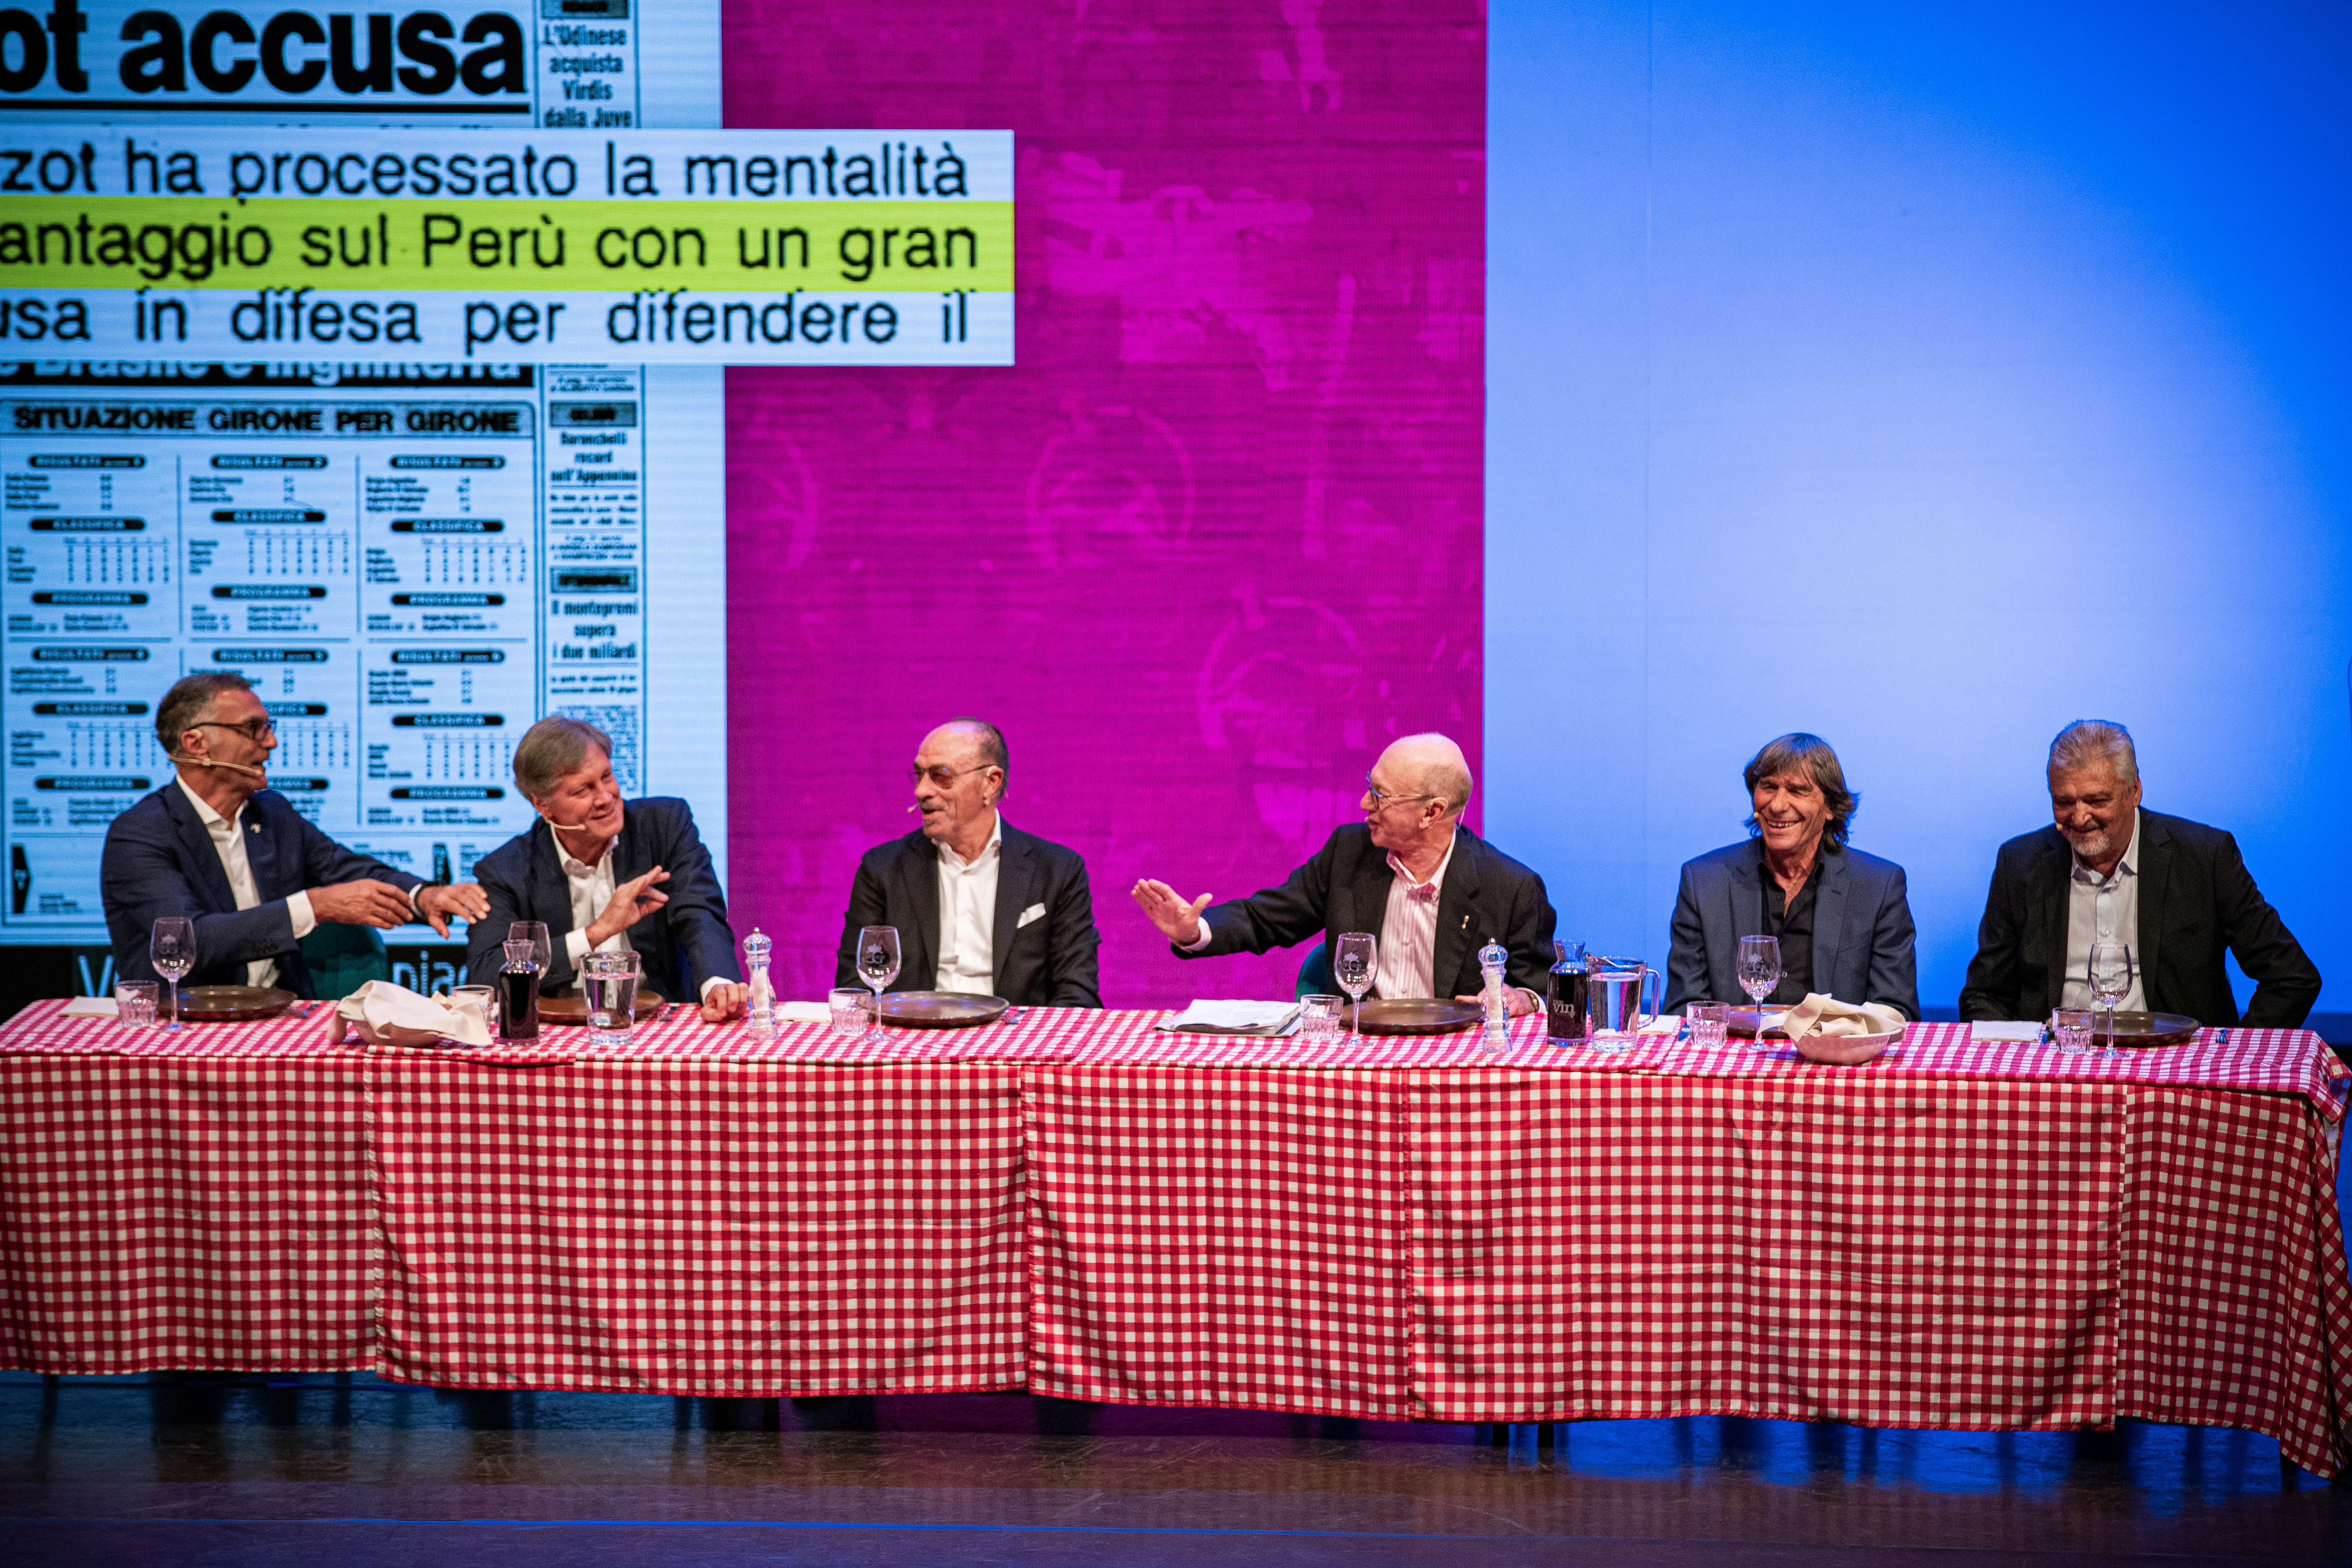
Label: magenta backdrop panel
xmin=724 ymin=1 xmax=1484 ymax=1006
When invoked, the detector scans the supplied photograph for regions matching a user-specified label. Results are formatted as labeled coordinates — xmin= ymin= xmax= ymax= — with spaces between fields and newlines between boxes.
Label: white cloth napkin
xmin=1779 ymin=993 xmax=1905 ymax=1043
xmin=1969 ymin=1021 xmax=2044 ymax=1043
xmin=337 ymin=980 xmax=491 ymax=1048
xmin=63 ymin=996 xmax=119 ymax=1017
xmin=1159 ymin=1000 xmax=1303 ymax=1035
xmin=777 ymin=1001 xmax=833 ymax=1024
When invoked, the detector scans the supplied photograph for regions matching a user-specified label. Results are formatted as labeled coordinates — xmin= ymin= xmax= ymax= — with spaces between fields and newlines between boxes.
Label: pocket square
xmin=1017 ymin=902 xmax=1046 ymax=929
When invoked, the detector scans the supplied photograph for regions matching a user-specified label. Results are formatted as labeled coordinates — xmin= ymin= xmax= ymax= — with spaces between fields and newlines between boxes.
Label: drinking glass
xmin=1299 ymin=993 xmax=1345 ymax=1041
xmin=857 ymin=925 xmax=901 ymax=1039
xmin=582 ymin=951 xmax=641 ymax=1049
xmin=448 ymin=984 xmax=496 ymax=1038
xmin=2087 ymin=940 xmax=2133 ymax=1058
xmin=1333 ymin=932 xmax=1376 ymax=1039
xmin=508 ymin=920 xmax=552 ymax=984
xmin=150 ymin=916 xmax=196 ymax=1031
xmin=2051 ymin=1007 xmax=2094 ymax=1055
xmin=828 ymin=988 xmax=869 ymax=1037
xmin=1686 ymin=1001 xmax=1730 ymax=1048
xmin=114 ymin=980 xmax=158 ymax=1027
xmin=1735 ymin=934 xmax=1781 ymax=1052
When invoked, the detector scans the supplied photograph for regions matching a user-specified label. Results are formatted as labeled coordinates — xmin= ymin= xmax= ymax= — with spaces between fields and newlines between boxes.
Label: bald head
xmin=1379 ymin=733 xmax=1473 ymax=814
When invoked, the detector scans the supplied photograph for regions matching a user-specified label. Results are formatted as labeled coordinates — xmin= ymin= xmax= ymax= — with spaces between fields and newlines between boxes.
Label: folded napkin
xmin=1969 ymin=1021 xmax=2043 ymax=1043
xmin=777 ymin=1001 xmax=833 ymax=1024
xmin=1158 ymin=1000 xmax=1303 ymax=1036
xmin=1779 ymin=993 xmax=1905 ymax=1043
xmin=62 ymin=996 xmax=119 ymax=1018
xmin=337 ymin=980 xmax=491 ymax=1049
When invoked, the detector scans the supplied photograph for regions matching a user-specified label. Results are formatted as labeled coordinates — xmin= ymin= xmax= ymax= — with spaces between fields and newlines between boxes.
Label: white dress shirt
xmin=933 ymin=814 xmax=1003 ymax=995
xmin=553 ymin=822 xmax=727 ymax=1001
xmin=176 ymin=776 xmax=314 ymax=990
xmin=2061 ymin=808 xmax=2146 ymax=1011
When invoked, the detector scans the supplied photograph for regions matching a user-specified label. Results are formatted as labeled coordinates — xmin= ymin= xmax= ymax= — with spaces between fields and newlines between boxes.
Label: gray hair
xmin=941 ymin=717 xmax=1008 ymax=802
xmin=155 ymin=672 xmax=254 ymax=754
xmin=513 ymin=716 xmax=613 ymax=801
xmin=1743 ymin=732 xmax=1858 ymax=852
xmin=1423 ymin=757 xmax=1473 ymax=813
xmin=2048 ymin=720 xmax=2138 ymax=787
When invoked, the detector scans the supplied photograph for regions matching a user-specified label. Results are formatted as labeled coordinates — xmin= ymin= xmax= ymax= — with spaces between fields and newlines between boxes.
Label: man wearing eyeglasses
xmin=833 ymin=718 xmax=1103 ymax=1008
xmin=101 ymin=671 xmax=492 ymax=995
xmin=1131 ymin=732 xmax=1557 ymax=1012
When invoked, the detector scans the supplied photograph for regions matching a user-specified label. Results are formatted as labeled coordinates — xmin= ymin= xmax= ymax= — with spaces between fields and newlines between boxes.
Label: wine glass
xmin=2087 ymin=940 xmax=2133 ymax=1058
xmin=150 ymin=916 xmax=195 ymax=1032
xmin=508 ymin=920 xmax=552 ymax=986
xmin=857 ymin=925 xmax=901 ymax=1039
xmin=1735 ymin=934 xmax=1781 ymax=1053
xmin=1333 ymin=931 xmax=1376 ymax=1039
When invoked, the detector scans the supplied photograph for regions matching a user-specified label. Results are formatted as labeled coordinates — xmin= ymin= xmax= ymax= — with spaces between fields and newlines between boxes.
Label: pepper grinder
xmin=1478 ymin=938 xmax=1511 ymax=1052
xmin=743 ymin=928 xmax=776 ymax=1039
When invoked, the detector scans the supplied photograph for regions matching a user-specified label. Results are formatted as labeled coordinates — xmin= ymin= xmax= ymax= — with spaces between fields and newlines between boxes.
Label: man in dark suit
xmin=1959 ymin=719 xmax=2319 ymax=1027
xmin=467 ymin=717 xmax=748 ymax=1020
xmin=102 ymin=672 xmax=490 ymax=997
xmin=1664 ymin=733 xmax=1919 ymax=1018
xmin=1132 ymin=733 xmax=1557 ymax=1008
xmin=835 ymin=719 xmax=1102 ymax=1008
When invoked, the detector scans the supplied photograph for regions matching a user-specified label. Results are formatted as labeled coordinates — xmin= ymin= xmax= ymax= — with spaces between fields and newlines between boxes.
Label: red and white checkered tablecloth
xmin=0 ymin=1050 xmax=373 ymax=1374
xmin=370 ymin=1058 xmax=1029 ymax=1395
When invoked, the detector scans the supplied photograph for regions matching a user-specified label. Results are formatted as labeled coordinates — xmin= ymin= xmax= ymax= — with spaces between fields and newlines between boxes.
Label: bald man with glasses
xmin=833 ymin=718 xmax=1103 ymax=1008
xmin=101 ymin=671 xmax=490 ymax=997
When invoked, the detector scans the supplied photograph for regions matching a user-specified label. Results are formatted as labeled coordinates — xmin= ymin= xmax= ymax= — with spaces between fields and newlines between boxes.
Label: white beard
xmin=2066 ymin=828 xmax=2112 ymax=861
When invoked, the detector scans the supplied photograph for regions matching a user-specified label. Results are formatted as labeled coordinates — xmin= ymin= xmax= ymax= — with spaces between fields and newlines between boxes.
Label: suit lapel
xmin=163 ymin=785 xmax=237 ymax=912
xmin=2035 ymin=840 xmax=2072 ymax=1018
xmin=991 ymin=828 xmax=1036 ymax=980
xmin=1810 ymin=851 xmax=1850 ymax=999
xmin=1430 ymin=830 xmax=1483 ymax=995
xmin=2133 ymin=814 xmax=2168 ymax=1009
xmin=241 ymin=794 xmax=280 ymax=900
xmin=897 ymin=833 xmax=941 ymax=989
xmin=1727 ymin=846 xmax=1762 ymax=956
xmin=1336 ymin=831 xmax=1394 ymax=946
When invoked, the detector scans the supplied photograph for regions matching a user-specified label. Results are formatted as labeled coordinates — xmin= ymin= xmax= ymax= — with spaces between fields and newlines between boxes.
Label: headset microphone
xmin=169 ymin=754 xmax=268 ymax=780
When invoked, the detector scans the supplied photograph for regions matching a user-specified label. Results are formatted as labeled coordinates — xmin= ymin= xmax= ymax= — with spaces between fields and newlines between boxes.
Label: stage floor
xmin=3 ymin=1373 xmax=2346 ymax=1568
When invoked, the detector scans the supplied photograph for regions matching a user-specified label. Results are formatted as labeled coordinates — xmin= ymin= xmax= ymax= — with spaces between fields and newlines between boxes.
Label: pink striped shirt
xmin=1373 ymin=831 xmax=1457 ymax=999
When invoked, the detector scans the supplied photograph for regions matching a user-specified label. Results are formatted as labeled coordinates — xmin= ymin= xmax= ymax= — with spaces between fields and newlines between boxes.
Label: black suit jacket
xmin=1957 ymin=810 xmax=2320 ymax=1027
xmin=1182 ymin=823 xmax=1558 ymax=998
xmin=101 ymin=780 xmax=423 ymax=998
xmin=834 ymin=823 xmax=1103 ymax=1008
xmin=467 ymin=798 xmax=743 ymax=1000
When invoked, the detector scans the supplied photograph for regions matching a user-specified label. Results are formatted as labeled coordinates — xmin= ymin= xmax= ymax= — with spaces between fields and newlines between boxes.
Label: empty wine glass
xmin=508 ymin=920 xmax=552 ymax=984
xmin=1332 ymin=931 xmax=1376 ymax=1040
xmin=2087 ymin=940 xmax=2133 ymax=1059
xmin=150 ymin=916 xmax=195 ymax=1032
xmin=857 ymin=925 xmax=901 ymax=1039
xmin=1735 ymin=933 xmax=1781 ymax=1053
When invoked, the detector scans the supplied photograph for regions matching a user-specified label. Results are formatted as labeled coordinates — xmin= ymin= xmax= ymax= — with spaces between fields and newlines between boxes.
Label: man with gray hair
xmin=468 ymin=716 xmax=747 ymax=1020
xmin=1959 ymin=720 xmax=2319 ymax=1027
xmin=1132 ymin=732 xmax=1557 ymax=1010
xmin=102 ymin=671 xmax=491 ymax=997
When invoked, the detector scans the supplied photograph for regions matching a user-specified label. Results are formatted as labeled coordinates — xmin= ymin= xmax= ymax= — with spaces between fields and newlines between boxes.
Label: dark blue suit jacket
xmin=467 ymin=798 xmax=742 ymax=1001
xmin=1665 ymin=839 xmax=1921 ymax=1019
xmin=101 ymin=780 xmax=423 ymax=997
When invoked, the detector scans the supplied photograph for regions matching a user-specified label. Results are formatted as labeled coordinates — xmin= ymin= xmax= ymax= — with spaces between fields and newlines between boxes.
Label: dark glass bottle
xmin=498 ymin=939 xmax=540 ymax=1041
xmin=1547 ymin=940 xmax=1588 ymax=1040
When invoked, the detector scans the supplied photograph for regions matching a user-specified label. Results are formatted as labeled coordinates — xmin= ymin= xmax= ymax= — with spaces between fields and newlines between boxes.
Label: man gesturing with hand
xmin=102 ymin=672 xmax=494 ymax=997
xmin=468 ymin=717 xmax=748 ymax=1023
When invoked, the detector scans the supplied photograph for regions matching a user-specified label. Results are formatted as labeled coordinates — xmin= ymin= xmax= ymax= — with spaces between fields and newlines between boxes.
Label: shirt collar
xmin=176 ymin=774 xmax=239 ymax=833
xmin=548 ymin=818 xmax=613 ymax=879
xmin=2071 ymin=809 xmax=2141 ymax=884
xmin=1387 ymin=827 xmax=1459 ymax=896
xmin=939 ymin=813 xmax=1004 ymax=873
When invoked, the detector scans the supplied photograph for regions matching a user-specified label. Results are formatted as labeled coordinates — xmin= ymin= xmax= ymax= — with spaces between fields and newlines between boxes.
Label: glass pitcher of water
xmin=1584 ymin=956 xmax=1659 ymax=1055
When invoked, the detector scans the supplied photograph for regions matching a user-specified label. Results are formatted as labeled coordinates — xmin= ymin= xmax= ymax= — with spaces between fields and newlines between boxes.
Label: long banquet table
xmin=2 ymin=999 xmax=2346 ymax=1475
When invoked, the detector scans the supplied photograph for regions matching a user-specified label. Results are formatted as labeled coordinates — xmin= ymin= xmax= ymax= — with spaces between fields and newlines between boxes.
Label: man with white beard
xmin=1958 ymin=720 xmax=2319 ymax=1027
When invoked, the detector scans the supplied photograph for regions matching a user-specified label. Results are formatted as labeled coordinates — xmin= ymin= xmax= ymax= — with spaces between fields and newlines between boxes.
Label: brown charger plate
xmin=538 ymin=989 xmax=666 ymax=1025
xmin=877 ymin=992 xmax=1009 ymax=1029
xmin=174 ymin=985 xmax=297 ymax=1023
xmin=1356 ymin=998 xmax=1483 ymax=1036
xmin=1728 ymin=1008 xmax=1791 ymax=1040
xmin=2084 ymin=1010 xmax=2199 ymax=1048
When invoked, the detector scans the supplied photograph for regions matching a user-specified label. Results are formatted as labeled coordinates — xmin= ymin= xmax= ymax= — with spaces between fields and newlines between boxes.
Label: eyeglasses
xmin=192 ymin=717 xmax=276 ymax=742
xmin=1363 ymin=773 xmax=1434 ymax=810
xmin=908 ymin=763 xmax=999 ymax=789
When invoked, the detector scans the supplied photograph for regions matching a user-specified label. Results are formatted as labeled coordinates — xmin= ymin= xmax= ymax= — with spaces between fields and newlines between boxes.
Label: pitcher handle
xmin=1636 ymin=966 xmax=1661 ymax=1032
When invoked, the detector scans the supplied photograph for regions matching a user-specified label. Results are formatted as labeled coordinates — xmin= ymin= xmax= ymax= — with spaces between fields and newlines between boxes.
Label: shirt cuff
xmin=1179 ymin=918 xmax=1215 ymax=953
xmin=287 ymin=890 xmax=317 ymax=939
xmin=565 ymin=928 xmax=591 ymax=967
xmin=699 ymin=975 xmax=729 ymax=1002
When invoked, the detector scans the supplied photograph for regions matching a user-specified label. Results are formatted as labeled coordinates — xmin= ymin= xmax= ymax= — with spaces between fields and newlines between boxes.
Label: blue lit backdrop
xmin=1487 ymin=2 xmax=2350 ymax=1020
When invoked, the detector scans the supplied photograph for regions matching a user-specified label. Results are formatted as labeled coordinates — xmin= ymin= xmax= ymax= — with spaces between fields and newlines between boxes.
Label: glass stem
xmin=162 ymin=975 xmax=176 ymax=1030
